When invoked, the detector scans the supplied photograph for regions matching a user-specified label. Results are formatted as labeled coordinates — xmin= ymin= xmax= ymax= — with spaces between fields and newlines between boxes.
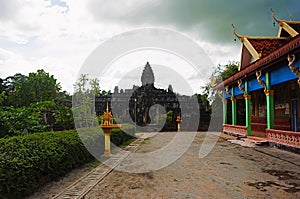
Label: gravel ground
xmin=29 ymin=132 xmax=300 ymax=199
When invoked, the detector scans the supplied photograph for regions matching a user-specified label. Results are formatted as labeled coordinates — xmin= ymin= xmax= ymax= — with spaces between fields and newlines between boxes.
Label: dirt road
xmin=85 ymin=132 xmax=300 ymax=199
xmin=29 ymin=131 xmax=300 ymax=199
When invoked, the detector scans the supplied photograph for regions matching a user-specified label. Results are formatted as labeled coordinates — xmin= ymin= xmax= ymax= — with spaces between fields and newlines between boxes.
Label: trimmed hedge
xmin=110 ymin=123 xmax=135 ymax=146
xmin=0 ymin=126 xmax=135 ymax=199
xmin=0 ymin=130 xmax=95 ymax=198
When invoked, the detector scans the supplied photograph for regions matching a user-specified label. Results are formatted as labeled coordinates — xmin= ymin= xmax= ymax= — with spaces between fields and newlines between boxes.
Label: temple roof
xmin=272 ymin=9 xmax=300 ymax=37
xmin=213 ymin=34 xmax=300 ymax=90
xmin=213 ymin=10 xmax=300 ymax=90
xmin=233 ymin=24 xmax=289 ymax=70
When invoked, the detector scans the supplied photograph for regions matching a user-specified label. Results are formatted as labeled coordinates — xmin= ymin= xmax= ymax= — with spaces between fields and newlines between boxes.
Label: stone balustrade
xmin=266 ymin=129 xmax=300 ymax=148
xmin=223 ymin=124 xmax=247 ymax=137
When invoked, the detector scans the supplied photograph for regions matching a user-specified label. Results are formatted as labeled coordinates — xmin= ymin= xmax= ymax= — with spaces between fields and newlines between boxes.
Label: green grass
xmin=140 ymin=137 xmax=151 ymax=145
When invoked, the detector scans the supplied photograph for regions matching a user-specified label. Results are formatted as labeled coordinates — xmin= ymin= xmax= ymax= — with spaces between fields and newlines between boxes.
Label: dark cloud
xmin=88 ymin=0 xmax=300 ymax=43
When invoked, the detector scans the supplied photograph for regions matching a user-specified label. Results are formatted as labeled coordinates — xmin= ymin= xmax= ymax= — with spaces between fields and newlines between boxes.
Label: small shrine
xmin=176 ymin=115 xmax=181 ymax=132
xmin=100 ymin=102 xmax=121 ymax=157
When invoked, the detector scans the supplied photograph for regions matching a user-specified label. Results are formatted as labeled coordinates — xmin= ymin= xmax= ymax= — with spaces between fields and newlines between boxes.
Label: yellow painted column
xmin=104 ymin=130 xmax=112 ymax=157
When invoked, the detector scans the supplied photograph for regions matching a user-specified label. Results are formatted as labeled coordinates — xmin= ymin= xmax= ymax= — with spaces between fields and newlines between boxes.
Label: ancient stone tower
xmin=141 ymin=62 xmax=155 ymax=86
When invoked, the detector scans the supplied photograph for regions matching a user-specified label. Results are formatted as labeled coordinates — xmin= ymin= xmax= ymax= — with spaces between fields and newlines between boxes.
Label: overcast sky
xmin=0 ymin=0 xmax=299 ymax=94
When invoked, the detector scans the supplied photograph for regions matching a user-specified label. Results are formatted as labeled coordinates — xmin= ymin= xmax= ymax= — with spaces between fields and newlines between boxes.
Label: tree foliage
xmin=202 ymin=61 xmax=239 ymax=102
xmin=0 ymin=70 xmax=74 ymax=137
xmin=159 ymin=110 xmax=174 ymax=131
xmin=3 ymin=70 xmax=60 ymax=107
xmin=73 ymin=74 xmax=101 ymax=95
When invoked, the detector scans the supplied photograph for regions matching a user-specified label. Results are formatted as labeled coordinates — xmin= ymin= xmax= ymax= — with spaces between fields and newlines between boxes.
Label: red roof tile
xmin=248 ymin=38 xmax=287 ymax=57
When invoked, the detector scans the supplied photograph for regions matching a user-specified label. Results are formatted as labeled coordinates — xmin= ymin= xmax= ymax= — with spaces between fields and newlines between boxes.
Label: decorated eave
xmin=213 ymin=11 xmax=300 ymax=91
xmin=213 ymin=34 xmax=300 ymax=90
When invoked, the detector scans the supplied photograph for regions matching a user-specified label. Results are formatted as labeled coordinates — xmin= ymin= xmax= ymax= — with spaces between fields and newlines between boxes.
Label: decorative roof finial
xmin=106 ymin=101 xmax=109 ymax=112
xmin=271 ymin=8 xmax=280 ymax=24
xmin=289 ymin=13 xmax=293 ymax=21
xmin=232 ymin=24 xmax=242 ymax=40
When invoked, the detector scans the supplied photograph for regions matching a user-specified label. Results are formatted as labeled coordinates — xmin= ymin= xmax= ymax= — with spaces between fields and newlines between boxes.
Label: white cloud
xmin=0 ymin=47 xmax=37 ymax=76
xmin=198 ymin=41 xmax=240 ymax=66
xmin=0 ymin=0 xmax=261 ymax=94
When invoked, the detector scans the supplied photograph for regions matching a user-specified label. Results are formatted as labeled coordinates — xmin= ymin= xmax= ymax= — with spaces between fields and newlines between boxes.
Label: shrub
xmin=0 ymin=126 xmax=135 ymax=199
xmin=0 ymin=130 xmax=96 ymax=199
xmin=110 ymin=123 xmax=135 ymax=146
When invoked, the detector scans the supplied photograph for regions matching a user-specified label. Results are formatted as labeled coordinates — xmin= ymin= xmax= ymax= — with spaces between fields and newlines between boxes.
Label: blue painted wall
xmin=224 ymin=58 xmax=299 ymax=99
xmin=270 ymin=64 xmax=298 ymax=85
xmin=248 ymin=73 xmax=266 ymax=92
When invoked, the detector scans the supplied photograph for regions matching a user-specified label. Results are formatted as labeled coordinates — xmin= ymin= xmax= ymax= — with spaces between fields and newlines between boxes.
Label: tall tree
xmin=4 ymin=70 xmax=61 ymax=107
xmin=90 ymin=78 xmax=100 ymax=96
xmin=29 ymin=69 xmax=60 ymax=102
xmin=79 ymin=74 xmax=89 ymax=92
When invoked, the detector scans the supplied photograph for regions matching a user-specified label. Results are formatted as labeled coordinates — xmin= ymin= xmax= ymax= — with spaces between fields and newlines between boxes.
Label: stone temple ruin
xmin=95 ymin=62 xmax=210 ymax=131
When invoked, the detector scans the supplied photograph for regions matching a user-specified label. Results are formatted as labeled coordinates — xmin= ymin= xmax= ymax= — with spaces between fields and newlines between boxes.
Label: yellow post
xmin=103 ymin=130 xmax=112 ymax=157
xmin=176 ymin=116 xmax=181 ymax=132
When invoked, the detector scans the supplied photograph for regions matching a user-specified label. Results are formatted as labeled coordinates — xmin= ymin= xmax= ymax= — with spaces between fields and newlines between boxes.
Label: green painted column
xmin=244 ymin=81 xmax=252 ymax=136
xmin=265 ymin=72 xmax=274 ymax=129
xmin=231 ymin=87 xmax=237 ymax=125
xmin=222 ymin=92 xmax=227 ymax=124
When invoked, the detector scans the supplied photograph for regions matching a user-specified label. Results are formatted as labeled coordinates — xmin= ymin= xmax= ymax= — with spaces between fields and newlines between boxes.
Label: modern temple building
xmin=213 ymin=11 xmax=300 ymax=150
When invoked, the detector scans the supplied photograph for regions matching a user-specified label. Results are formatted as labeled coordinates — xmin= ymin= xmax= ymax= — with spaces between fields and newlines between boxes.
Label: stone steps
xmin=242 ymin=136 xmax=268 ymax=146
xmin=223 ymin=132 xmax=269 ymax=147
